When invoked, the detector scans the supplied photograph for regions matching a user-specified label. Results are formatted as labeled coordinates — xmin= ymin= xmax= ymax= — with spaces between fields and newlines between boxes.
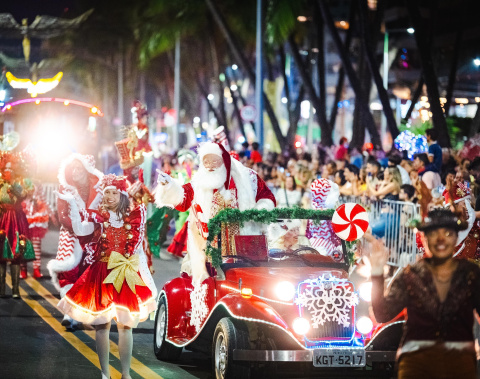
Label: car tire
xmin=154 ymin=295 xmax=182 ymax=361
xmin=213 ymin=317 xmax=250 ymax=379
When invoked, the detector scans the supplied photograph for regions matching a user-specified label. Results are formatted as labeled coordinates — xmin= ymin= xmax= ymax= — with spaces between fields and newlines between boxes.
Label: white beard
xmin=191 ymin=164 xmax=227 ymax=219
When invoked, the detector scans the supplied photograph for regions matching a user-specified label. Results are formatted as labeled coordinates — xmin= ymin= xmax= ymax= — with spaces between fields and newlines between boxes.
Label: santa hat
xmin=100 ymin=174 xmax=128 ymax=195
xmin=443 ymin=180 xmax=471 ymax=204
xmin=310 ymin=179 xmax=340 ymax=209
xmin=198 ymin=142 xmax=232 ymax=190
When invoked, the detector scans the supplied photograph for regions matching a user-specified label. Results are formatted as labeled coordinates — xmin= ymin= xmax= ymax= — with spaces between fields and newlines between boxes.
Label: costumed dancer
xmin=155 ymin=141 xmax=276 ymax=286
xmin=115 ymin=128 xmax=155 ymax=273
xmin=0 ymin=148 xmax=35 ymax=298
xmin=57 ymin=174 xmax=157 ymax=379
xmin=131 ymin=100 xmax=152 ymax=154
xmin=442 ymin=180 xmax=480 ymax=261
xmin=306 ymin=178 xmax=343 ymax=260
xmin=21 ymin=182 xmax=53 ymax=278
xmin=416 ymin=180 xmax=480 ymax=261
xmin=47 ymin=154 xmax=103 ymax=328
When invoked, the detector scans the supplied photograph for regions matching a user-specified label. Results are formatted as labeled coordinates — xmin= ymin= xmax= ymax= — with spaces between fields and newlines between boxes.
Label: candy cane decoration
xmin=332 ymin=203 xmax=369 ymax=241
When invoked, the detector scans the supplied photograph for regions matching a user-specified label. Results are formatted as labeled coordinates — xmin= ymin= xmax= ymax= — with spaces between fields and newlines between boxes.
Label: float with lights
xmin=153 ymin=205 xmax=400 ymax=378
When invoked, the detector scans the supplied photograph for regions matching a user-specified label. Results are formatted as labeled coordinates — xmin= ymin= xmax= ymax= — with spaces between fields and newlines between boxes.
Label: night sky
xmin=0 ymin=0 xmax=78 ymax=20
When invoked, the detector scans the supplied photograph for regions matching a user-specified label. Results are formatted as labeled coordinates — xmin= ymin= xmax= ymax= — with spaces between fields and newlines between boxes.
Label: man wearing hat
xmin=369 ymin=209 xmax=480 ymax=378
xmin=155 ymin=141 xmax=275 ymax=285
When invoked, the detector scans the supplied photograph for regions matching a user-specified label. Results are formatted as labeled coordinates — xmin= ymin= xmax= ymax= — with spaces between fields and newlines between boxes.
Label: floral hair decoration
xmin=100 ymin=174 xmax=128 ymax=195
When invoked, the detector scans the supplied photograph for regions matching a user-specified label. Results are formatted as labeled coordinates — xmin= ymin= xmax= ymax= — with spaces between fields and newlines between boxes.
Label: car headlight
xmin=358 ymin=282 xmax=372 ymax=302
xmin=275 ymin=281 xmax=296 ymax=302
xmin=292 ymin=317 xmax=310 ymax=335
xmin=356 ymin=316 xmax=373 ymax=335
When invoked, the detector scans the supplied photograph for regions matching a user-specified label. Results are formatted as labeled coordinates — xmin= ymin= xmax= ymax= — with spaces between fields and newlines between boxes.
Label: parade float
xmin=152 ymin=204 xmax=401 ymax=378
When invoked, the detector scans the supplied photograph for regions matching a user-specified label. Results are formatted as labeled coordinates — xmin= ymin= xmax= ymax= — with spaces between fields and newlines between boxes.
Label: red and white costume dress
xmin=22 ymin=186 xmax=51 ymax=274
xmin=47 ymin=154 xmax=103 ymax=298
xmin=58 ymin=204 xmax=157 ymax=327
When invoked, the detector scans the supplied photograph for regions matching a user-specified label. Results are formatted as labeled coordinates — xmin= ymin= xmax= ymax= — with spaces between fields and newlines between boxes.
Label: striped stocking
xmin=32 ymin=237 xmax=42 ymax=270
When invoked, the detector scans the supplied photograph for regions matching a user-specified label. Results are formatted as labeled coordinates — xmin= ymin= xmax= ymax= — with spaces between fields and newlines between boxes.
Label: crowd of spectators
xmin=153 ymin=130 xmax=480 ymax=220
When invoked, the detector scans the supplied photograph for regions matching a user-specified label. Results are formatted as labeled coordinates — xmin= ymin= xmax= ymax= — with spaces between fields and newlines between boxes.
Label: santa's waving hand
xmin=155 ymin=142 xmax=275 ymax=285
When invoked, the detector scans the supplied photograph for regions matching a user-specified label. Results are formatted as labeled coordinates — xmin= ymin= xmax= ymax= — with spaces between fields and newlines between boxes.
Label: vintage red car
xmin=153 ymin=208 xmax=400 ymax=378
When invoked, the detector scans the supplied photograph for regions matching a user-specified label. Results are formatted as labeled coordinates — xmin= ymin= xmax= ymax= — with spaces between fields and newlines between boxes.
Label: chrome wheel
xmin=215 ymin=332 xmax=227 ymax=378
xmin=155 ymin=303 xmax=166 ymax=350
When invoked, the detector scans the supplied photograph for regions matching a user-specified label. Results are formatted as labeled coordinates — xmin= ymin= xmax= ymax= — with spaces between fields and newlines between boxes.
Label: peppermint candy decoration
xmin=332 ymin=203 xmax=369 ymax=241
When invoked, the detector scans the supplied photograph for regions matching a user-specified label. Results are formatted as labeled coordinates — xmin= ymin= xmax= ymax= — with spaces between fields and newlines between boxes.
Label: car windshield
xmin=222 ymin=218 xmax=346 ymax=267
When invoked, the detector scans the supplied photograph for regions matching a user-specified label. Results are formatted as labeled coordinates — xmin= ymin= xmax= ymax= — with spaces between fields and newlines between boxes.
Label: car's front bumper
xmin=233 ymin=349 xmax=396 ymax=364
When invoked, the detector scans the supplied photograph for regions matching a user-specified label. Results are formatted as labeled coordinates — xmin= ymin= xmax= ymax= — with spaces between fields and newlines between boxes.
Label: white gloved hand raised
xmin=156 ymin=170 xmax=172 ymax=186
xmin=55 ymin=191 xmax=75 ymax=203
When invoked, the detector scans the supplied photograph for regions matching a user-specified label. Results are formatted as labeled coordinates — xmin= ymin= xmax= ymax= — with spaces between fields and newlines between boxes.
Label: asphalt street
xmin=0 ymin=228 xmax=212 ymax=379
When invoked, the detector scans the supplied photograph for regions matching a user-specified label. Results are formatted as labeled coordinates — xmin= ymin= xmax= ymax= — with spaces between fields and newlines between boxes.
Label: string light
xmin=394 ymin=130 xmax=427 ymax=159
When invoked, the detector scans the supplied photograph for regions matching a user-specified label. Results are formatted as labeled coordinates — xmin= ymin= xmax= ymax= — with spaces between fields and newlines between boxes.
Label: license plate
xmin=313 ymin=348 xmax=365 ymax=367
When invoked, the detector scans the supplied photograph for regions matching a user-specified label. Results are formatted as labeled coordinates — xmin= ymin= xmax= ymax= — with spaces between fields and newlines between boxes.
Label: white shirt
xmin=275 ymin=189 xmax=303 ymax=208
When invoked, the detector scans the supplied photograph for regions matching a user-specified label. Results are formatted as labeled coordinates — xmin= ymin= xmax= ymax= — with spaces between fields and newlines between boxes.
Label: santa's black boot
xmin=10 ymin=264 xmax=21 ymax=299
xmin=0 ymin=262 xmax=6 ymax=298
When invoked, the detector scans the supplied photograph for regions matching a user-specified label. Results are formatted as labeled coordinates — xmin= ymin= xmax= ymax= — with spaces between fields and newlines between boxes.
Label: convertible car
xmin=153 ymin=208 xmax=401 ymax=379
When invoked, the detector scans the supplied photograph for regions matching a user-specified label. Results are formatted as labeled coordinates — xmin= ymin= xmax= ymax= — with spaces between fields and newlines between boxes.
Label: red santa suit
xmin=47 ymin=154 xmax=103 ymax=299
xmin=155 ymin=142 xmax=275 ymax=284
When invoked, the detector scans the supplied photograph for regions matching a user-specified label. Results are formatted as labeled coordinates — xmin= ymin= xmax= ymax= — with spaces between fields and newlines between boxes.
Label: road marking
xmin=6 ymin=273 xmax=122 ymax=378
xmin=23 ymin=276 xmax=164 ymax=379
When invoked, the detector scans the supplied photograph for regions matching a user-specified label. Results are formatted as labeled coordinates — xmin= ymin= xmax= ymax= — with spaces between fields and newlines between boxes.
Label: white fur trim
xmin=255 ymin=198 xmax=275 ymax=211
xmin=103 ymin=185 xmax=128 ymax=195
xmin=59 ymin=284 xmax=73 ymax=299
xmin=198 ymin=142 xmax=223 ymax=159
xmin=154 ymin=179 xmax=185 ymax=208
xmin=231 ymin=162 xmax=256 ymax=211
xmin=57 ymin=153 xmax=103 ymax=209
xmin=47 ymin=239 xmax=83 ymax=292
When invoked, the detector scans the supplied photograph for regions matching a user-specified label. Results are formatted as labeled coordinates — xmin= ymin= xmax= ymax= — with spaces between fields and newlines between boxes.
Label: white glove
xmin=156 ymin=170 xmax=172 ymax=186
xmin=55 ymin=191 xmax=75 ymax=203
xmin=55 ymin=191 xmax=93 ymax=236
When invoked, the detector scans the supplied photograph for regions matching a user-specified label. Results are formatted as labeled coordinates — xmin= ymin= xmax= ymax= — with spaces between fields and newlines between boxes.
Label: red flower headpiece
xmin=443 ymin=180 xmax=471 ymax=204
xmin=100 ymin=174 xmax=128 ymax=195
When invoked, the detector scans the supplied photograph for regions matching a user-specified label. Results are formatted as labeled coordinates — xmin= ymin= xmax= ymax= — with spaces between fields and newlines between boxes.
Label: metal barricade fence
xmin=338 ymin=196 xmax=420 ymax=268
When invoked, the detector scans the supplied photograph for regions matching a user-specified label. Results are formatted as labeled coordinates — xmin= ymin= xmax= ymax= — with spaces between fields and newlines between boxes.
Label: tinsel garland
xmin=206 ymin=207 xmax=335 ymax=267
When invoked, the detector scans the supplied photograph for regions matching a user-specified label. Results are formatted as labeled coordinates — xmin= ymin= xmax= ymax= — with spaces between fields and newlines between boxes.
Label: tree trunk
xmin=287 ymin=34 xmax=332 ymax=146
xmin=359 ymin=0 xmax=400 ymax=140
xmin=351 ymin=48 xmax=369 ymax=151
xmin=405 ymin=0 xmax=450 ymax=147
xmin=402 ymin=75 xmax=424 ymax=125
xmin=314 ymin=2 xmax=328 ymax=145
xmin=225 ymin=70 xmax=247 ymax=138
xmin=317 ymin=0 xmax=382 ymax=150
xmin=470 ymin=105 xmax=480 ymax=137
xmin=286 ymin=86 xmax=306 ymax=149
xmin=205 ymin=0 xmax=286 ymax=148
xmin=444 ymin=29 xmax=463 ymax=116
xmin=329 ymin=0 xmax=356 ymax=131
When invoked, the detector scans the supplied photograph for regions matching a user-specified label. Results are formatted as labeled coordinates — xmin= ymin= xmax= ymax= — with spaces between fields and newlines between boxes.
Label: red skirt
xmin=0 ymin=206 xmax=33 ymax=263
xmin=167 ymin=222 xmax=188 ymax=258
xmin=58 ymin=260 xmax=156 ymax=327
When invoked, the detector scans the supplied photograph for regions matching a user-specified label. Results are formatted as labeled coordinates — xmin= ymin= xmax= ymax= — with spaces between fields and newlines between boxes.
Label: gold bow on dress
xmin=103 ymin=251 xmax=146 ymax=294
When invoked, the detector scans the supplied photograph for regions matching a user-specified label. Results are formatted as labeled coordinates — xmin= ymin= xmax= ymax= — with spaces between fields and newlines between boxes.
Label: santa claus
xmin=155 ymin=142 xmax=275 ymax=284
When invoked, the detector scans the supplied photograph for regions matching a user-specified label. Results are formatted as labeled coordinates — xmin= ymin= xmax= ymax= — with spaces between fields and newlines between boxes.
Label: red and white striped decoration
xmin=32 ymin=237 xmax=41 ymax=270
xmin=212 ymin=126 xmax=230 ymax=151
xmin=56 ymin=227 xmax=76 ymax=261
xmin=332 ymin=203 xmax=369 ymax=241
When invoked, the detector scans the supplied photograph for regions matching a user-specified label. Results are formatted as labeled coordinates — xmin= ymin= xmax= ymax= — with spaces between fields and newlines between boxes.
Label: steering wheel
xmin=222 ymin=254 xmax=258 ymax=266
xmin=290 ymin=246 xmax=320 ymax=255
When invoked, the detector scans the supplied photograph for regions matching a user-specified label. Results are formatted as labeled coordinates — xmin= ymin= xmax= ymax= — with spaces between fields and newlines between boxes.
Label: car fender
xmin=161 ymin=277 xmax=192 ymax=341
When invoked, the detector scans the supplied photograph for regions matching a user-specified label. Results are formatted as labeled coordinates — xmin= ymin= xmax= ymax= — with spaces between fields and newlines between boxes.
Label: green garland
xmin=205 ymin=207 xmax=334 ymax=267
